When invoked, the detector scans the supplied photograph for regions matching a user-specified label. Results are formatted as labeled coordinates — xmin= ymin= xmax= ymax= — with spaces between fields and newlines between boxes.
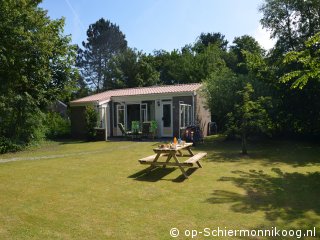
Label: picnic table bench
xmin=138 ymin=143 xmax=207 ymax=178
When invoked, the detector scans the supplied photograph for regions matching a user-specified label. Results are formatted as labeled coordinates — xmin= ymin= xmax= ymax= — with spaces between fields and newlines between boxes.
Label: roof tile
xmin=71 ymin=83 xmax=202 ymax=104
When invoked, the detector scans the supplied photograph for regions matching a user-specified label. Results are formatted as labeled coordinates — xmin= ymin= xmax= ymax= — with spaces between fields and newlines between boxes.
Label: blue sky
xmin=40 ymin=0 xmax=275 ymax=53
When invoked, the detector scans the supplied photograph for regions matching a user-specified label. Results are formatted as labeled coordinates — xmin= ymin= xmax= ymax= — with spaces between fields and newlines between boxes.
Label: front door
xmin=161 ymin=101 xmax=173 ymax=137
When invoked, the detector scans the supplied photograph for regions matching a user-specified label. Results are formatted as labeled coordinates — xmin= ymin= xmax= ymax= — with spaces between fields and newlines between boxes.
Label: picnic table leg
xmin=186 ymin=147 xmax=194 ymax=156
xmin=177 ymin=150 xmax=183 ymax=156
xmin=162 ymin=154 xmax=173 ymax=168
xmin=172 ymin=154 xmax=188 ymax=179
xmin=149 ymin=153 xmax=162 ymax=170
xmin=196 ymin=161 xmax=203 ymax=168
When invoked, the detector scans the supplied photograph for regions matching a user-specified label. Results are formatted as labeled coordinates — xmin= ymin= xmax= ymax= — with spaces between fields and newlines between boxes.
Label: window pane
xmin=184 ymin=106 xmax=188 ymax=127
xmin=180 ymin=105 xmax=184 ymax=127
xmin=118 ymin=109 xmax=124 ymax=125
xmin=163 ymin=104 xmax=171 ymax=127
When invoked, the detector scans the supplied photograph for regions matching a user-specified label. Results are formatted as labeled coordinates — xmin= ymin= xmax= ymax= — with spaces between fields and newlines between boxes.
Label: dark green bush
xmin=85 ymin=106 xmax=98 ymax=140
xmin=44 ymin=112 xmax=71 ymax=139
xmin=0 ymin=137 xmax=23 ymax=154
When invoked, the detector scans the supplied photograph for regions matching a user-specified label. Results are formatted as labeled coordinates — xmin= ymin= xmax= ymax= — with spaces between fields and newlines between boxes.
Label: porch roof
xmin=70 ymin=83 xmax=202 ymax=105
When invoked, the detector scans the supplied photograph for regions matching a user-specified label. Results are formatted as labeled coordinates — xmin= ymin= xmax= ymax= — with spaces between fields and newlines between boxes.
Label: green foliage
xmin=44 ymin=112 xmax=71 ymax=139
xmin=229 ymin=35 xmax=265 ymax=74
xmin=150 ymin=121 xmax=158 ymax=133
xmin=0 ymin=0 xmax=77 ymax=148
xmin=280 ymin=32 xmax=320 ymax=89
xmin=106 ymin=48 xmax=160 ymax=89
xmin=85 ymin=106 xmax=98 ymax=140
xmin=0 ymin=93 xmax=46 ymax=144
xmin=260 ymin=0 xmax=320 ymax=52
xmin=194 ymin=32 xmax=229 ymax=52
xmin=77 ymin=18 xmax=127 ymax=92
xmin=0 ymin=137 xmax=23 ymax=154
xmin=226 ymin=83 xmax=273 ymax=154
xmin=131 ymin=121 xmax=140 ymax=133
xmin=204 ymin=67 xmax=242 ymax=130
xmin=153 ymin=44 xmax=226 ymax=85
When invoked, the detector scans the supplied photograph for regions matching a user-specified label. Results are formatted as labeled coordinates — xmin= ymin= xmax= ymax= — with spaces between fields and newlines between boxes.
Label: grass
xmin=0 ymin=137 xmax=320 ymax=239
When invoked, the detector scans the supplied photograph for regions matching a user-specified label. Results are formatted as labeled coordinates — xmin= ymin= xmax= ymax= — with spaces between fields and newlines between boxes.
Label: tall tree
xmin=280 ymin=32 xmax=320 ymax=89
xmin=260 ymin=0 xmax=320 ymax=53
xmin=106 ymin=48 xmax=159 ymax=89
xmin=77 ymin=18 xmax=127 ymax=92
xmin=194 ymin=32 xmax=229 ymax=52
xmin=0 ymin=0 xmax=77 ymax=144
xmin=204 ymin=67 xmax=242 ymax=130
xmin=229 ymin=35 xmax=265 ymax=74
xmin=226 ymin=83 xmax=273 ymax=154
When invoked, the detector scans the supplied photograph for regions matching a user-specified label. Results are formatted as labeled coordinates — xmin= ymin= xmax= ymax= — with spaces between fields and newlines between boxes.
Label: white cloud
xmin=253 ymin=24 xmax=276 ymax=50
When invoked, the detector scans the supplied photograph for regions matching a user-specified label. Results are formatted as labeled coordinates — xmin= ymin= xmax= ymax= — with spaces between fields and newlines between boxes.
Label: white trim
xmin=104 ymin=106 xmax=108 ymax=141
xmin=69 ymin=99 xmax=110 ymax=107
xmin=140 ymin=103 xmax=148 ymax=123
xmin=111 ymin=92 xmax=193 ymax=103
xmin=116 ymin=104 xmax=126 ymax=136
xmin=161 ymin=101 xmax=173 ymax=137
xmin=70 ymin=91 xmax=196 ymax=107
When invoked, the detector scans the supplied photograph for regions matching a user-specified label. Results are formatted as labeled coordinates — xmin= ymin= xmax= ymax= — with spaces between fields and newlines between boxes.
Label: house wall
xmin=70 ymin=106 xmax=87 ymax=139
xmin=195 ymin=90 xmax=211 ymax=137
xmin=172 ymin=96 xmax=193 ymax=138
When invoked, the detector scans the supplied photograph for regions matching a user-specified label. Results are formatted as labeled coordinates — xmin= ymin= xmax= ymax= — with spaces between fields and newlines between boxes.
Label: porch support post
xmin=104 ymin=105 xmax=108 ymax=141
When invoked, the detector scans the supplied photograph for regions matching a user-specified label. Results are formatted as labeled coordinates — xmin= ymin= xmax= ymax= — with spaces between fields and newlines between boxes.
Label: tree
xmin=153 ymin=44 xmax=226 ymax=85
xmin=204 ymin=67 xmax=242 ymax=130
xmin=226 ymin=83 xmax=273 ymax=154
xmin=71 ymin=76 xmax=92 ymax=100
xmin=280 ymin=32 xmax=320 ymax=89
xmin=260 ymin=0 xmax=320 ymax=53
xmin=106 ymin=48 xmax=159 ymax=89
xmin=194 ymin=32 xmax=229 ymax=52
xmin=85 ymin=106 xmax=98 ymax=140
xmin=0 ymin=0 xmax=77 ymax=146
xmin=77 ymin=18 xmax=127 ymax=92
xmin=229 ymin=35 xmax=265 ymax=74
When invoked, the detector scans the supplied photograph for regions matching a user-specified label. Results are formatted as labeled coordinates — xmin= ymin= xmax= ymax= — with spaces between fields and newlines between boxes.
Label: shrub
xmin=85 ymin=106 xmax=98 ymax=140
xmin=44 ymin=112 xmax=71 ymax=139
xmin=0 ymin=137 xmax=23 ymax=154
xmin=150 ymin=120 xmax=158 ymax=139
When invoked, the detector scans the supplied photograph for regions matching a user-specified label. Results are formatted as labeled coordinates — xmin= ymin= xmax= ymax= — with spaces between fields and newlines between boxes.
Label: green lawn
xmin=0 ymin=137 xmax=320 ymax=239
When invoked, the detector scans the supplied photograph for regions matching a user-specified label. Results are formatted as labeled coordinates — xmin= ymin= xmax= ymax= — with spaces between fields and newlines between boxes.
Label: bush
xmin=85 ymin=106 xmax=98 ymax=140
xmin=0 ymin=137 xmax=23 ymax=154
xmin=0 ymin=93 xmax=47 ymax=144
xmin=44 ymin=112 xmax=71 ymax=139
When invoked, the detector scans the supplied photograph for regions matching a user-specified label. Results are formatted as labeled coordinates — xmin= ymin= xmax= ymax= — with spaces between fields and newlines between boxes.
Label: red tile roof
xmin=70 ymin=83 xmax=202 ymax=105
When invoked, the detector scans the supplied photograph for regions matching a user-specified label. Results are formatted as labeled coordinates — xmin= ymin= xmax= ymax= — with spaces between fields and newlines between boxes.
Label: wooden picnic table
xmin=138 ymin=142 xmax=207 ymax=178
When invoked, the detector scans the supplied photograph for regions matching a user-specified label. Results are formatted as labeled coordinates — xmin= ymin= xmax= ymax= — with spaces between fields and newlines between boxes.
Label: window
xmin=163 ymin=103 xmax=171 ymax=127
xmin=179 ymin=103 xmax=192 ymax=128
xmin=117 ymin=105 xmax=125 ymax=126
xmin=97 ymin=107 xmax=105 ymax=128
xmin=140 ymin=103 xmax=148 ymax=123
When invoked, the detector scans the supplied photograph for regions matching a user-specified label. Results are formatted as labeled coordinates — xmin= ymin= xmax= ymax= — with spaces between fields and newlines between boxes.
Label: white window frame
xmin=179 ymin=103 xmax=193 ymax=129
xmin=117 ymin=104 xmax=125 ymax=126
xmin=140 ymin=103 xmax=148 ymax=123
xmin=97 ymin=106 xmax=105 ymax=128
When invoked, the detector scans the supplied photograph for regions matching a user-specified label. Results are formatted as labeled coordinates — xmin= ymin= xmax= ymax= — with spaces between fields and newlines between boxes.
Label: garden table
xmin=138 ymin=143 xmax=206 ymax=178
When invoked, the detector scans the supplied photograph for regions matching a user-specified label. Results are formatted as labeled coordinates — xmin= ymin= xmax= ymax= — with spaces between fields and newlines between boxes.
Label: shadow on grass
xmin=128 ymin=166 xmax=198 ymax=182
xmin=207 ymin=169 xmax=320 ymax=222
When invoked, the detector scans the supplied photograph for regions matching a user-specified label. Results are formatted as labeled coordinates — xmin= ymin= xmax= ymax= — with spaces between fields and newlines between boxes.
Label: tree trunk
xmin=241 ymin=132 xmax=247 ymax=155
